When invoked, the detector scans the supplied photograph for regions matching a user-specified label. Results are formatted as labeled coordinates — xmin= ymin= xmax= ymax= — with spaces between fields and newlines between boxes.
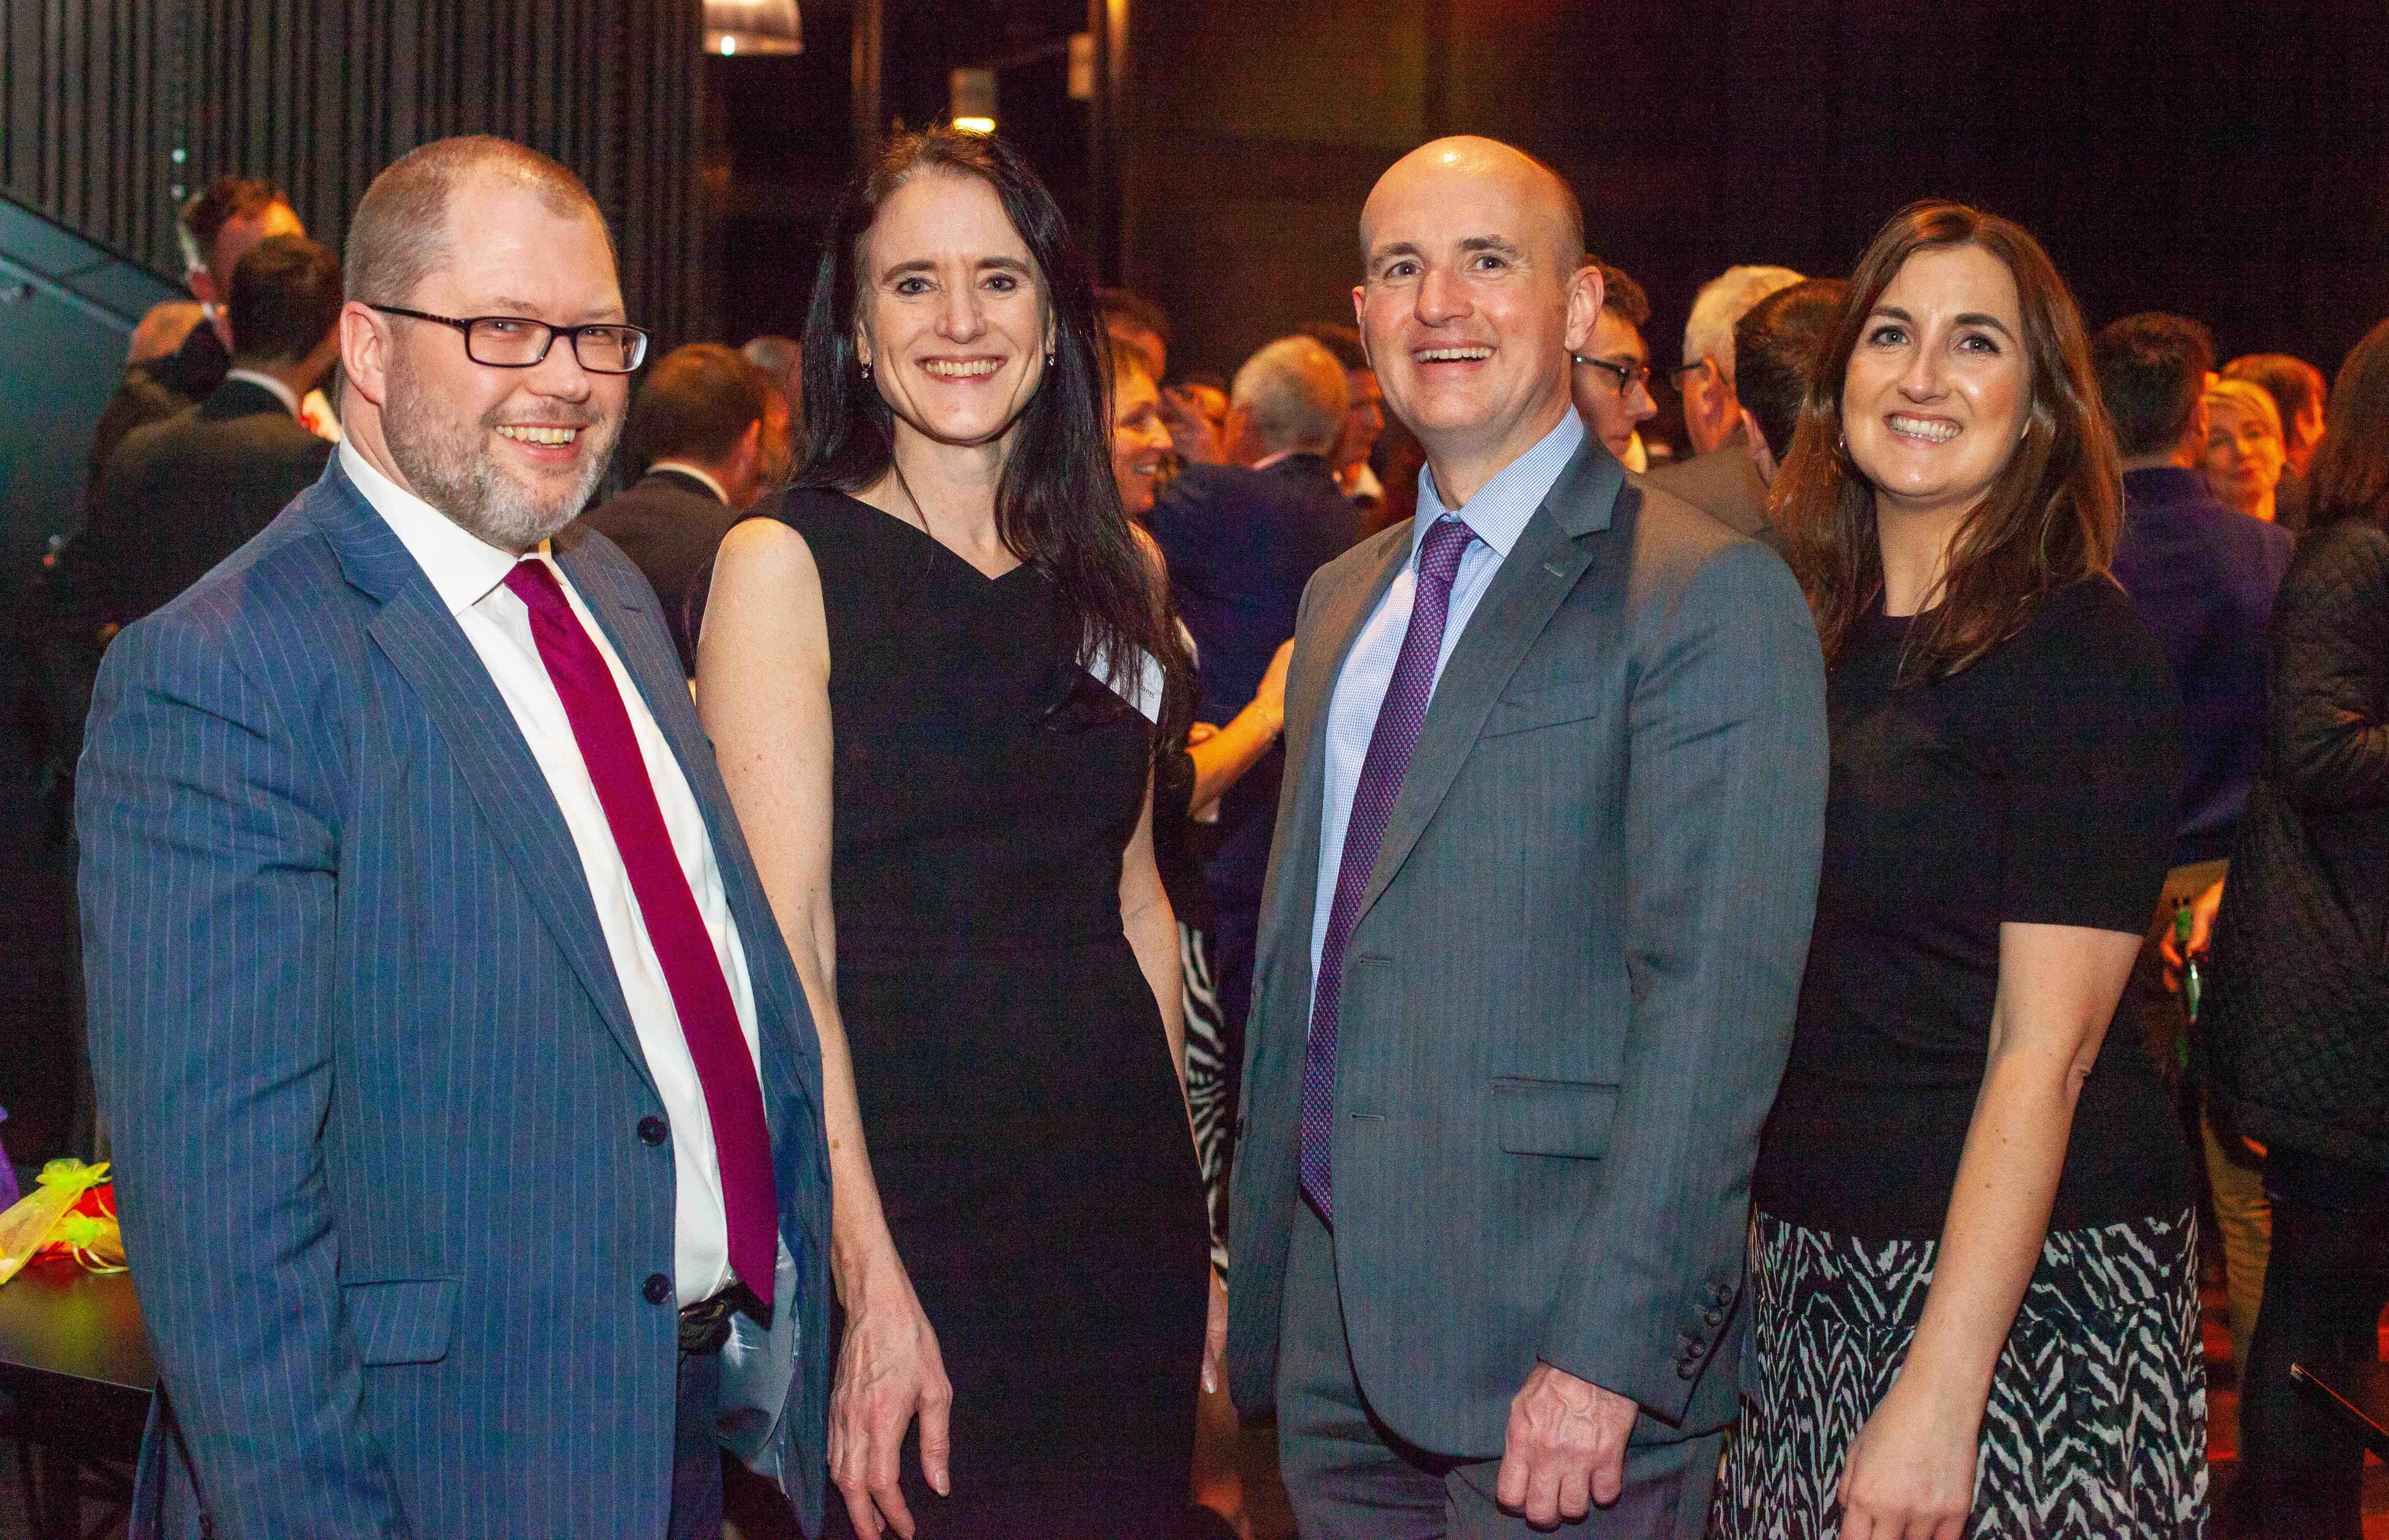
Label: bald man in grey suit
xmin=1226 ymin=136 xmax=1827 ymax=1538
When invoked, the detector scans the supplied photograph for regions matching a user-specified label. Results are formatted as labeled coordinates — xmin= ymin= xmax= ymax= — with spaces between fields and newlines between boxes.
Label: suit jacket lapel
xmin=1357 ymin=441 xmax=1621 ymax=922
xmin=1260 ymin=524 xmax=1413 ymax=1010
xmin=556 ymin=530 xmax=830 ymax=1263
xmin=313 ymin=469 xmax=660 ymax=1097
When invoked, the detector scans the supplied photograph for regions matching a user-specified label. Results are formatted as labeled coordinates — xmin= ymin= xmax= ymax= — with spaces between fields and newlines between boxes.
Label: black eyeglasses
xmin=1667 ymin=358 xmax=1715 ymax=382
xmin=1578 ymin=355 xmax=1653 ymax=394
xmin=368 ymin=305 xmax=650 ymax=374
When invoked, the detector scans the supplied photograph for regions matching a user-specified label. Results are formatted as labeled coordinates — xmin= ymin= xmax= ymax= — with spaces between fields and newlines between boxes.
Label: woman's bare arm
xmin=1185 ymin=637 xmax=1294 ymax=815
xmin=698 ymin=517 xmax=950 ymax=1540
xmin=1837 ymin=919 xmax=2144 ymax=1540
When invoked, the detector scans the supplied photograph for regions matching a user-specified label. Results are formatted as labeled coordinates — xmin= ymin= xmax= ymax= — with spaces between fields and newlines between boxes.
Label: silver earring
xmin=1046 ymin=349 xmax=1056 ymax=368
xmin=860 ymin=360 xmax=872 ymax=380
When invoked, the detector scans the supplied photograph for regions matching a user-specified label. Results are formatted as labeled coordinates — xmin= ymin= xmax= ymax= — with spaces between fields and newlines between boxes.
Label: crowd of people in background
xmin=46 ymin=123 xmax=2389 ymax=1540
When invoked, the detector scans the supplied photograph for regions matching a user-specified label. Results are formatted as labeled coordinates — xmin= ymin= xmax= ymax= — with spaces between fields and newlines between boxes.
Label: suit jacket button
xmin=643 ymin=1272 xmax=672 ymax=1305
xmin=638 ymin=1116 xmax=668 ymax=1146
xmin=1676 ymin=1359 xmax=1699 ymax=1380
xmin=1703 ymin=1307 xmax=1724 ymax=1327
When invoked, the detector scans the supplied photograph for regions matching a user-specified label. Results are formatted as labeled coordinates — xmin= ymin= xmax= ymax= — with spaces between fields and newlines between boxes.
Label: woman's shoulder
xmin=2016 ymin=573 xmax=2160 ymax=659
xmin=751 ymin=484 xmax=876 ymax=539
xmin=1973 ymin=576 xmax=2174 ymax=714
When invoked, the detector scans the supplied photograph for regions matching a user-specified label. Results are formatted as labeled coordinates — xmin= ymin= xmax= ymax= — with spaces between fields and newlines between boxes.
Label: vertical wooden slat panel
xmin=1 ymin=0 xmax=708 ymax=345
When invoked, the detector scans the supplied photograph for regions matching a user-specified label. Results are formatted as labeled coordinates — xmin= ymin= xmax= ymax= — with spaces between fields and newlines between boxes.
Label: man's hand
xmin=1496 ymin=1362 xmax=1637 ymax=1526
xmin=1159 ymin=386 xmax=1227 ymax=465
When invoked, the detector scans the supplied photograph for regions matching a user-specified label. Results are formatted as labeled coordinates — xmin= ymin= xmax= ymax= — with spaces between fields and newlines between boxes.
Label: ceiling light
xmin=703 ymin=0 xmax=800 ymax=56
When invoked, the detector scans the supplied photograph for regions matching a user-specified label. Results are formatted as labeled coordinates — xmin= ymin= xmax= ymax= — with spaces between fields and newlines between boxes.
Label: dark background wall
xmin=3 ymin=0 xmax=707 ymax=346
xmin=0 ymin=0 xmax=707 ymax=1164
xmin=1120 ymin=0 xmax=2389 ymax=398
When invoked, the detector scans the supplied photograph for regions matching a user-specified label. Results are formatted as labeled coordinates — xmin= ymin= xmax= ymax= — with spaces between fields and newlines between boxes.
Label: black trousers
xmin=2241 ymin=1196 xmax=2389 ymax=1540
xmin=669 ymin=1348 xmax=726 ymax=1540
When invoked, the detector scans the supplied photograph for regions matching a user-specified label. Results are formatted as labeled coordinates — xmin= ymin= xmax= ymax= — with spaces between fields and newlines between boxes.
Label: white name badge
xmin=1085 ymin=638 xmax=1165 ymax=725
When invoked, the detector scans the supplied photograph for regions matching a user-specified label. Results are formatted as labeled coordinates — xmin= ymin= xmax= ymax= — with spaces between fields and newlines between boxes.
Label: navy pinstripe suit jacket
xmin=78 ymin=458 xmax=832 ymax=1538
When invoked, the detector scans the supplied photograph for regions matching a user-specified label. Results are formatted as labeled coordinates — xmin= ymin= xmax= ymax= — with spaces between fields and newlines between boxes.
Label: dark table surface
xmin=0 ymin=1261 xmax=155 ymax=1394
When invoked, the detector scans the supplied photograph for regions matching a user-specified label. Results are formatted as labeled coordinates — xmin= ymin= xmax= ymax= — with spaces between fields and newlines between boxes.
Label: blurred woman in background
xmin=2204 ymin=375 xmax=2289 ymax=524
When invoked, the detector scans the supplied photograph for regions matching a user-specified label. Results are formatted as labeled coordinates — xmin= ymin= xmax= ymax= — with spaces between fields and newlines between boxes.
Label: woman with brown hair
xmin=1714 ymin=202 xmax=2205 ymax=1540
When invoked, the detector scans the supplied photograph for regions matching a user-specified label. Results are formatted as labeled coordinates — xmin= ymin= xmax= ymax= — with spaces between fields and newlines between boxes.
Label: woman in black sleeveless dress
xmin=701 ymin=129 xmax=1210 ymax=1538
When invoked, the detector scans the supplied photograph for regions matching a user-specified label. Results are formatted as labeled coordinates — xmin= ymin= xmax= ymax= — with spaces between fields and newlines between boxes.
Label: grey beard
xmin=382 ymin=362 xmax=615 ymax=553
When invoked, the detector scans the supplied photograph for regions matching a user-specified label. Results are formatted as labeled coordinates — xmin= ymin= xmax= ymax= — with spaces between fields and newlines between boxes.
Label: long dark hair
xmin=797 ymin=127 xmax=1189 ymax=743
xmin=1772 ymin=200 xmax=2119 ymax=679
xmin=2306 ymin=317 xmax=2389 ymax=531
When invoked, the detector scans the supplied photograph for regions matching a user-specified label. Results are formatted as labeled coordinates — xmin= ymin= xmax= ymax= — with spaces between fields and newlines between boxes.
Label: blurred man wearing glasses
xmin=80 ymin=135 xmax=831 ymax=1540
xmin=1566 ymin=261 xmax=1659 ymax=470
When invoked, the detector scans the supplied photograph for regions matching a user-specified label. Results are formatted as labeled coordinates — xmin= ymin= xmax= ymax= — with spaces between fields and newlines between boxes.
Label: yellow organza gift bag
xmin=0 ymin=1159 xmax=127 ymax=1286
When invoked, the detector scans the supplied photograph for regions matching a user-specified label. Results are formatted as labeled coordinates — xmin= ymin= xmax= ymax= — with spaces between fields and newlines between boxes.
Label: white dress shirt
xmin=341 ymin=440 xmax=763 ymax=1306
xmin=1309 ymin=410 xmax=1586 ymax=1013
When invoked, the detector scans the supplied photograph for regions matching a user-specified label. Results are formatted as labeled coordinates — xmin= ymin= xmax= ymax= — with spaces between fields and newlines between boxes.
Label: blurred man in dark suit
xmin=582 ymin=342 xmax=789 ymax=674
xmin=1725 ymin=277 xmax=1849 ymax=489
xmin=84 ymin=178 xmax=310 ymax=515
xmin=1644 ymin=265 xmax=1804 ymax=539
xmin=741 ymin=333 xmax=804 ymax=463
xmin=1567 ymin=261 xmax=1659 ymax=471
xmin=1152 ymin=333 xmax=1357 ymax=1069
xmin=1302 ymin=323 xmax=1390 ymax=516
xmin=90 ymin=234 xmax=342 ymax=629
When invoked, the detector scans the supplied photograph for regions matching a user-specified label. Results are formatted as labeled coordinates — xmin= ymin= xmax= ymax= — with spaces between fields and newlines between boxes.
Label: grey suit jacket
xmin=1640 ymin=430 xmax=1783 ymax=554
xmin=1225 ymin=437 xmax=1827 ymax=1456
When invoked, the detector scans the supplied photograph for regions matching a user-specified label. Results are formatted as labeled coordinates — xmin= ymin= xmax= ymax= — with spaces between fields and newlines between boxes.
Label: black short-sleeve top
xmin=1754 ymin=576 xmax=2194 ymax=1239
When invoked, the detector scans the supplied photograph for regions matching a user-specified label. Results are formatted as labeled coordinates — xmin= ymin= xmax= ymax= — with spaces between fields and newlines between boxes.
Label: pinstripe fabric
xmin=78 ymin=458 xmax=831 ymax=1539
xmin=1226 ymin=439 xmax=1829 ymax=1461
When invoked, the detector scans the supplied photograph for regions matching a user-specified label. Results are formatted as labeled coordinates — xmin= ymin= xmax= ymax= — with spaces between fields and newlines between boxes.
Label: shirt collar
xmin=646 ymin=460 xmax=731 ymax=505
xmin=1413 ymin=409 xmax=1584 ymax=561
xmin=222 ymin=368 xmax=300 ymax=417
xmin=339 ymin=438 xmax=549 ymax=617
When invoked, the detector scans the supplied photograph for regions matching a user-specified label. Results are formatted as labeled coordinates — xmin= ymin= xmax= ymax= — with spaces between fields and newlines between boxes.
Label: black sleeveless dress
xmin=775 ymin=490 xmax=1210 ymax=1537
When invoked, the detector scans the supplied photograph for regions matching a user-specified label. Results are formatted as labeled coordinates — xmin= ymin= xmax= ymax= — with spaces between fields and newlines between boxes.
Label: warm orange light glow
xmin=954 ymin=116 xmax=996 ymax=134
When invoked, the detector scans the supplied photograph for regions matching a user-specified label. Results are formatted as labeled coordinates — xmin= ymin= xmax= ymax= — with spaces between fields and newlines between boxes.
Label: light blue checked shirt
xmin=1307 ymin=408 xmax=1586 ymax=1016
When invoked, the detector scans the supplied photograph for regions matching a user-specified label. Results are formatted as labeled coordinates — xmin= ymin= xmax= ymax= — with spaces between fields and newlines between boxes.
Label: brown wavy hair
xmin=1771 ymin=200 xmax=2120 ymax=680
xmin=2305 ymin=316 xmax=2389 ymax=531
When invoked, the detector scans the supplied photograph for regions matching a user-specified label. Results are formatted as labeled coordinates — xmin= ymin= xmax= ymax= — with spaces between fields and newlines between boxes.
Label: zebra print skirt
xmin=1714 ymin=1208 xmax=2207 ymax=1540
xmin=1179 ymin=920 xmax=1232 ymax=1280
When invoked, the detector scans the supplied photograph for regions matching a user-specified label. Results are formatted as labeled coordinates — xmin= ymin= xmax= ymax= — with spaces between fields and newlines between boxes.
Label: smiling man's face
xmin=374 ymin=173 xmax=631 ymax=552
xmin=1354 ymin=138 xmax=1597 ymax=485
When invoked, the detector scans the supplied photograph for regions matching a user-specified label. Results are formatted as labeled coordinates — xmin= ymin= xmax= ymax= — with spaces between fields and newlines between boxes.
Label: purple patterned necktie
xmin=1299 ymin=514 xmax=1478 ymax=1223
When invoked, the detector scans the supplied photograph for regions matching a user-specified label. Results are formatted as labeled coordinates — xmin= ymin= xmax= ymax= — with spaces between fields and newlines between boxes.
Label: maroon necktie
xmin=503 ymin=558 xmax=778 ymax=1298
